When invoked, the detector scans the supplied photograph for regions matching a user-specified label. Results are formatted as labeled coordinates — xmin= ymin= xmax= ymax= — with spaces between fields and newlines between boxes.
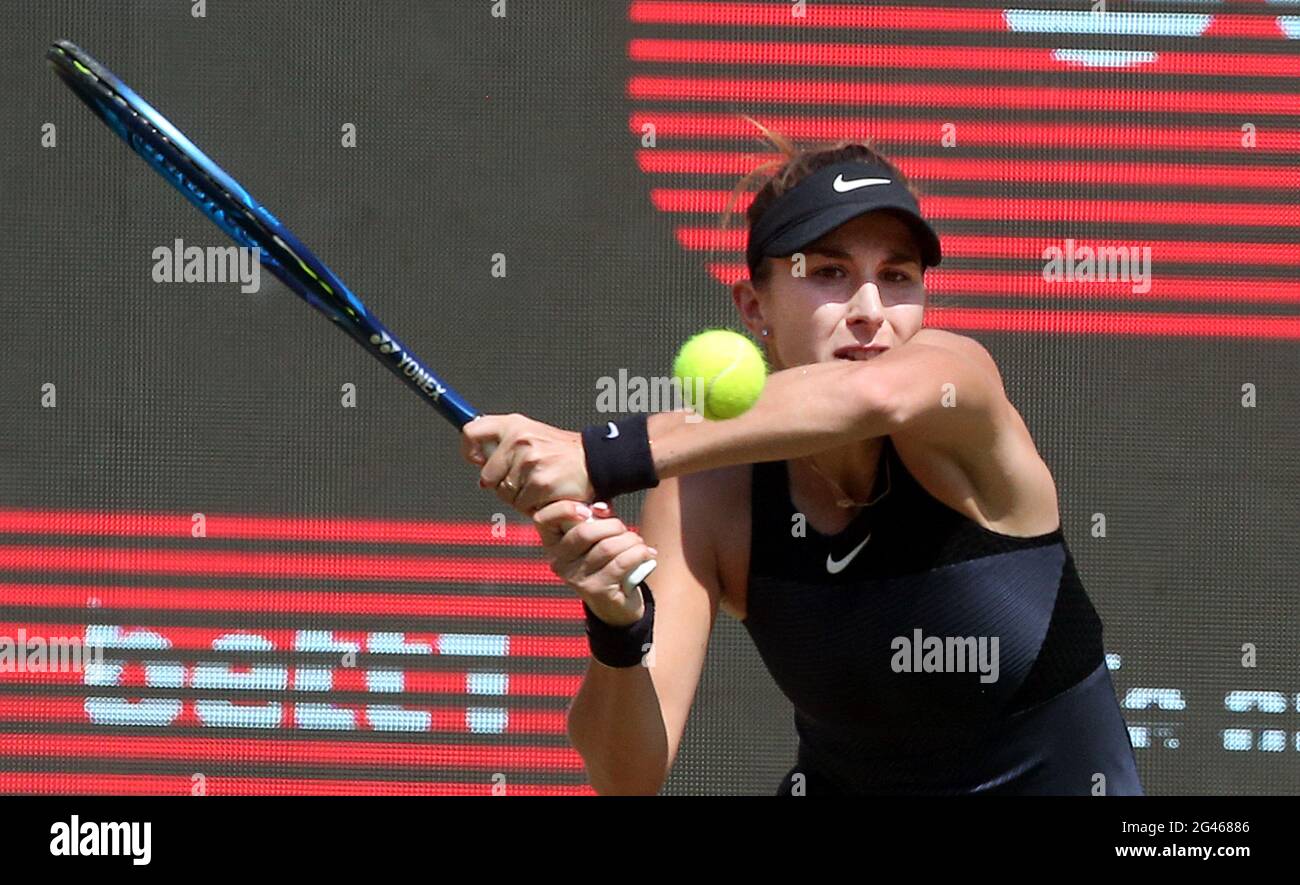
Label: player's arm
xmin=461 ymin=332 xmax=1009 ymax=524
xmin=565 ymin=472 xmax=722 ymax=795
xmin=647 ymin=328 xmax=1005 ymax=477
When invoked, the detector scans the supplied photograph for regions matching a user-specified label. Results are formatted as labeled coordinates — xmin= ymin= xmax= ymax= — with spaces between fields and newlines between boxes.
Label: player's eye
xmin=813 ymin=265 xmax=847 ymax=279
xmin=881 ymin=268 xmax=916 ymax=283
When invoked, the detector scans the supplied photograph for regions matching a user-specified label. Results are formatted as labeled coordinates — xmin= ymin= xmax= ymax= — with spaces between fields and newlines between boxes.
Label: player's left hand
xmin=461 ymin=413 xmax=596 ymax=515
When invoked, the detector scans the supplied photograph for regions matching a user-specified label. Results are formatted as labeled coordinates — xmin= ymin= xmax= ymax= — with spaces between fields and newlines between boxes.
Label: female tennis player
xmin=462 ymin=128 xmax=1143 ymax=796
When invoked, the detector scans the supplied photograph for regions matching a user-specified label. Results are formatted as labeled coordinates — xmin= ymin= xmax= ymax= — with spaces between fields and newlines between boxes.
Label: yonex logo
xmin=370 ymin=331 xmax=400 ymax=355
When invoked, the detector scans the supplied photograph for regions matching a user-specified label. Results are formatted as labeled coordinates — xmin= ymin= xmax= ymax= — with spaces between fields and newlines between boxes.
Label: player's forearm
xmin=648 ymin=360 xmax=886 ymax=479
xmin=567 ymin=661 xmax=671 ymax=795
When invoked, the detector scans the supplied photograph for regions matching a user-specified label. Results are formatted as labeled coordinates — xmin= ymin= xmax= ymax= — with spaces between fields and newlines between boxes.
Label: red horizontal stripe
xmin=1204 ymin=9 xmax=1291 ymax=40
xmin=923 ymin=306 xmax=1300 ymax=339
xmin=924 ymin=270 xmax=1300 ymax=304
xmin=651 ymin=189 xmax=1300 ymax=227
xmin=630 ymin=113 xmax=1300 ymax=153
xmin=944 ymin=234 xmax=1296 ymax=265
xmin=0 ymin=621 xmax=99 ymax=641
xmin=627 ymin=76 xmax=1300 ymax=115
xmin=0 ymin=771 xmax=594 ymax=795
xmin=0 ymin=667 xmax=586 ymax=697
xmin=498 ymin=671 xmax=586 ymax=695
xmin=0 ymin=670 xmax=585 ymax=696
xmin=0 ymin=620 xmax=586 ymax=661
xmin=0 ymin=731 xmax=585 ymax=770
xmin=637 ymin=151 xmax=1298 ymax=189
xmin=680 ymin=228 xmax=1300 ymax=265
xmin=630 ymin=1 xmax=1005 ymax=30
xmin=0 ymin=545 xmax=553 ymax=583
xmin=706 ymin=263 xmax=1300 ymax=303
xmin=0 ymin=695 xmax=570 ymax=735
xmin=627 ymin=1 xmax=1287 ymax=38
xmin=402 ymin=671 xmax=584 ymax=695
xmin=0 ymin=696 xmax=88 ymax=720
xmin=628 ymin=39 xmax=1300 ymax=77
xmin=0 ymin=582 xmax=580 ymax=620
xmin=706 ymin=268 xmax=1300 ymax=338
xmin=679 ymin=266 xmax=1300 ymax=304
xmin=0 ymin=510 xmax=540 ymax=546
xmin=0 ymin=667 xmax=583 ymax=692
xmin=505 ymin=636 xmax=587 ymax=662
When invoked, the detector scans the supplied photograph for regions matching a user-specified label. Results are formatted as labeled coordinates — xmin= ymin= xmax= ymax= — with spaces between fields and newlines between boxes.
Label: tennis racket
xmin=46 ymin=39 xmax=657 ymax=592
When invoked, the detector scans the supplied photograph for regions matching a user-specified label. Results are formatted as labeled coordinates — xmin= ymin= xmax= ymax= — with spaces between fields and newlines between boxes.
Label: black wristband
xmin=581 ymin=413 xmax=660 ymax=501
xmin=583 ymin=583 xmax=655 ymax=669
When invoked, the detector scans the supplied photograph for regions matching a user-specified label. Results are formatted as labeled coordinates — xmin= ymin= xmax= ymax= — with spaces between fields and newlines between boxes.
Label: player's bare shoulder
xmin=900 ymin=328 xmax=1058 ymax=536
xmin=909 ymin=328 xmax=1005 ymax=390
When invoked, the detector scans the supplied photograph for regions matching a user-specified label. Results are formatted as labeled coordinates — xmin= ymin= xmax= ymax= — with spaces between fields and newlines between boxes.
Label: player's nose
xmin=845 ymin=282 xmax=885 ymax=327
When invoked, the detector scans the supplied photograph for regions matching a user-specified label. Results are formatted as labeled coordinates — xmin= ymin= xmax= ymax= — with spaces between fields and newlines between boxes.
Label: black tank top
xmin=743 ymin=437 xmax=1141 ymax=795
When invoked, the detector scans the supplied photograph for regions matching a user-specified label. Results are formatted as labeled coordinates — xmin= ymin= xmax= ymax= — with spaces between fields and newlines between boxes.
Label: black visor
xmin=745 ymin=160 xmax=942 ymax=273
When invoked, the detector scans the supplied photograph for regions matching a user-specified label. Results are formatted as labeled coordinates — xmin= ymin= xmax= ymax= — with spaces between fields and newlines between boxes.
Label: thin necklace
xmin=803 ymin=449 xmax=893 ymax=509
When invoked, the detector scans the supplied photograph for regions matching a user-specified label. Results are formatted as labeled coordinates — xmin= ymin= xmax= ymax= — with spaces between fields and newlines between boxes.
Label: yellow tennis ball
xmin=672 ymin=329 xmax=768 ymax=421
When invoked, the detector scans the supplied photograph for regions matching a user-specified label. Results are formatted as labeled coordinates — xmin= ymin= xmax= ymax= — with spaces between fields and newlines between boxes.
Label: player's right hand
xmin=533 ymin=500 xmax=657 ymax=627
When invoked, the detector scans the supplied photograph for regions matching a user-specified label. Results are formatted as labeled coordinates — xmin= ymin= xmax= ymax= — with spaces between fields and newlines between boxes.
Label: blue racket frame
xmin=47 ymin=40 xmax=480 ymax=428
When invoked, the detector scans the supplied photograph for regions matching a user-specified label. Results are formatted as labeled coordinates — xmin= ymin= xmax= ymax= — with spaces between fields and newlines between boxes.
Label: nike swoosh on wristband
xmin=605 ymin=422 xmax=619 ymax=439
xmin=826 ymin=533 xmax=871 ymax=574
xmin=832 ymin=174 xmax=891 ymax=193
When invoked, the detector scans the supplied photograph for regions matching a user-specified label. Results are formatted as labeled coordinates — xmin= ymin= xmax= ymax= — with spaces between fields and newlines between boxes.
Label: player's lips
xmin=834 ymin=345 xmax=889 ymax=361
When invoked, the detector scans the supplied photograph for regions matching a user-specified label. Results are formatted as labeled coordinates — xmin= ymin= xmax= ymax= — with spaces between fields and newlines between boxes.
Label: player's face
xmin=754 ymin=212 xmax=926 ymax=370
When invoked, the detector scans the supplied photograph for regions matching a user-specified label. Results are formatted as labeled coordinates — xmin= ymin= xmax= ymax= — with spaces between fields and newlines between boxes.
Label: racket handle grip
xmin=625 ymin=559 xmax=658 ymax=588
xmin=479 ymin=441 xmax=657 ymax=595
xmin=585 ymin=515 xmax=657 ymax=597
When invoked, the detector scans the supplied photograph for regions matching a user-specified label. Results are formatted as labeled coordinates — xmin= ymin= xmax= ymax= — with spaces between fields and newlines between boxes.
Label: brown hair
xmin=719 ymin=117 xmax=922 ymax=285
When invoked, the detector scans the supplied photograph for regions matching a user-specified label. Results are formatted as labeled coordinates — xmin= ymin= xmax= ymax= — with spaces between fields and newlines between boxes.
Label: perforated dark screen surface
xmin=1 ymin=1 xmax=1297 ymax=795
